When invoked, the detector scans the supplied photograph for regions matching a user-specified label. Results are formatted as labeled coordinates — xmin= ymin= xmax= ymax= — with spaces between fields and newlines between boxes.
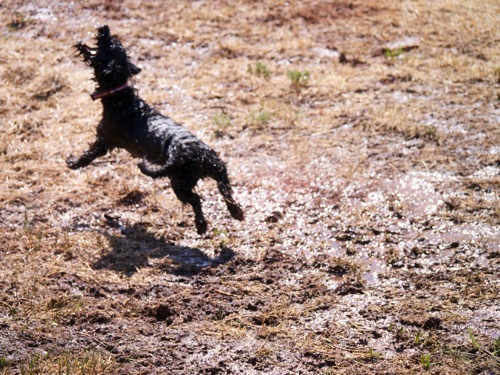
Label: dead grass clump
xmin=217 ymin=36 xmax=246 ymax=59
xmin=18 ymin=350 xmax=116 ymax=375
xmin=7 ymin=118 xmax=44 ymax=142
xmin=31 ymin=74 xmax=67 ymax=100
xmin=144 ymin=303 xmax=178 ymax=324
xmin=6 ymin=13 xmax=28 ymax=31
xmin=1 ymin=64 xmax=38 ymax=85
xmin=251 ymin=301 xmax=297 ymax=330
xmin=312 ymin=254 xmax=363 ymax=276
xmin=0 ymin=0 xmax=498 ymax=373
xmin=495 ymin=66 xmax=500 ymax=83
xmin=373 ymin=107 xmax=441 ymax=142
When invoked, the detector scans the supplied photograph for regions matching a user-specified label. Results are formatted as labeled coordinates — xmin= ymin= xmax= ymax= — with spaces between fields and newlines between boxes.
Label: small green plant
xmin=467 ymin=327 xmax=480 ymax=351
xmin=8 ymin=306 xmax=17 ymax=318
xmin=420 ymin=353 xmax=431 ymax=370
xmin=213 ymin=113 xmax=231 ymax=129
xmin=249 ymin=107 xmax=272 ymax=128
xmin=384 ymin=48 xmax=403 ymax=61
xmin=213 ymin=112 xmax=232 ymax=138
xmin=415 ymin=330 xmax=424 ymax=345
xmin=493 ymin=335 xmax=500 ymax=357
xmin=212 ymin=227 xmax=229 ymax=236
xmin=248 ymin=62 xmax=271 ymax=79
xmin=287 ymin=69 xmax=310 ymax=88
xmin=368 ymin=348 xmax=383 ymax=359
xmin=0 ymin=357 xmax=11 ymax=369
xmin=20 ymin=353 xmax=41 ymax=375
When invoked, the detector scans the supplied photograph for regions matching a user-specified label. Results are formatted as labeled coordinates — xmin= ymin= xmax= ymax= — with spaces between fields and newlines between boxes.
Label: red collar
xmin=90 ymin=82 xmax=130 ymax=101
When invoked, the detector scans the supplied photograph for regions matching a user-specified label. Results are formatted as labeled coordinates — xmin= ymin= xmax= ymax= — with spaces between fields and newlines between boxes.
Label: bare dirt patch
xmin=1 ymin=0 xmax=499 ymax=373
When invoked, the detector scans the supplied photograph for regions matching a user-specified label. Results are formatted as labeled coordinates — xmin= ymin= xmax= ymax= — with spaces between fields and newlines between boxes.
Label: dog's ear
xmin=129 ymin=63 xmax=141 ymax=76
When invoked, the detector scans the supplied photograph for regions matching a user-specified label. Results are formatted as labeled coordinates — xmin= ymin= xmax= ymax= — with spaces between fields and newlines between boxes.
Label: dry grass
xmin=1 ymin=0 xmax=499 ymax=373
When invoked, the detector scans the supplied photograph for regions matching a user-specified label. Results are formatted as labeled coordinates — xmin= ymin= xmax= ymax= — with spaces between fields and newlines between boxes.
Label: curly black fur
xmin=67 ymin=25 xmax=244 ymax=234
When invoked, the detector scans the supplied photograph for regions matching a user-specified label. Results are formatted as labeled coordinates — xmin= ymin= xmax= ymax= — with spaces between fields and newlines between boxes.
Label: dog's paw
xmin=228 ymin=203 xmax=245 ymax=221
xmin=66 ymin=155 xmax=81 ymax=169
xmin=195 ymin=218 xmax=208 ymax=235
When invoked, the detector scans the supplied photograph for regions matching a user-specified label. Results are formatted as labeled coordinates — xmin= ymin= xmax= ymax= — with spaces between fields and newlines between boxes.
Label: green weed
xmin=213 ymin=112 xmax=232 ymax=138
xmin=384 ymin=48 xmax=403 ymax=61
xmin=415 ymin=330 xmax=424 ymax=345
xmin=368 ymin=348 xmax=383 ymax=359
xmin=248 ymin=62 xmax=271 ymax=79
xmin=213 ymin=113 xmax=231 ymax=129
xmin=249 ymin=107 xmax=272 ymax=128
xmin=0 ymin=357 xmax=11 ymax=369
xmin=467 ymin=328 xmax=480 ymax=351
xmin=19 ymin=353 xmax=40 ymax=375
xmin=213 ymin=112 xmax=231 ymax=132
xmin=7 ymin=304 xmax=17 ymax=318
xmin=287 ymin=69 xmax=310 ymax=88
xmin=212 ymin=227 xmax=229 ymax=236
xmin=493 ymin=336 xmax=500 ymax=357
xmin=420 ymin=353 xmax=431 ymax=370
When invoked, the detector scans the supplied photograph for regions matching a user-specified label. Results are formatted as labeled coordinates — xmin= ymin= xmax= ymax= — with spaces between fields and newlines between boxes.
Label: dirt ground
xmin=0 ymin=0 xmax=499 ymax=374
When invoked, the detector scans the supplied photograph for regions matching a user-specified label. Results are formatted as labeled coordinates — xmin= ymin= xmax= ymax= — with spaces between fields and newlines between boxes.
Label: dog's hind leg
xmin=171 ymin=178 xmax=208 ymax=235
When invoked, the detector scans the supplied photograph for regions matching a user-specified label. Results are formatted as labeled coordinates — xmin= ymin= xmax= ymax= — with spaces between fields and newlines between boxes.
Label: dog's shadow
xmin=92 ymin=222 xmax=235 ymax=277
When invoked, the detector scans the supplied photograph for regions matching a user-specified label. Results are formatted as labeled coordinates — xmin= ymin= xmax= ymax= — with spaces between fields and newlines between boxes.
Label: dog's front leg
xmin=66 ymin=139 xmax=108 ymax=170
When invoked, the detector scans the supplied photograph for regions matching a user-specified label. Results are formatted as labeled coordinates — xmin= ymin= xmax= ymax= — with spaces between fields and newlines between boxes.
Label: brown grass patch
xmin=0 ymin=0 xmax=499 ymax=373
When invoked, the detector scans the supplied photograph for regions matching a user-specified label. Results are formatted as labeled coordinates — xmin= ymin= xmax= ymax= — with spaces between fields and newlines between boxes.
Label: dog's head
xmin=75 ymin=25 xmax=141 ymax=89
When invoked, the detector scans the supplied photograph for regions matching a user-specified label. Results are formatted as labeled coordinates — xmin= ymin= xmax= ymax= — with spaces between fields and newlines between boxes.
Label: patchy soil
xmin=0 ymin=0 xmax=499 ymax=374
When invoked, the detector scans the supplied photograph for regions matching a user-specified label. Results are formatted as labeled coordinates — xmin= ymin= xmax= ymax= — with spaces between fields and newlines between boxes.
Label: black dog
xmin=67 ymin=25 xmax=244 ymax=234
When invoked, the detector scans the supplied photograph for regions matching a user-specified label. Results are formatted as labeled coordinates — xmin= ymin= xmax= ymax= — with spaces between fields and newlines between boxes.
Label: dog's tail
xmin=208 ymin=156 xmax=244 ymax=221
